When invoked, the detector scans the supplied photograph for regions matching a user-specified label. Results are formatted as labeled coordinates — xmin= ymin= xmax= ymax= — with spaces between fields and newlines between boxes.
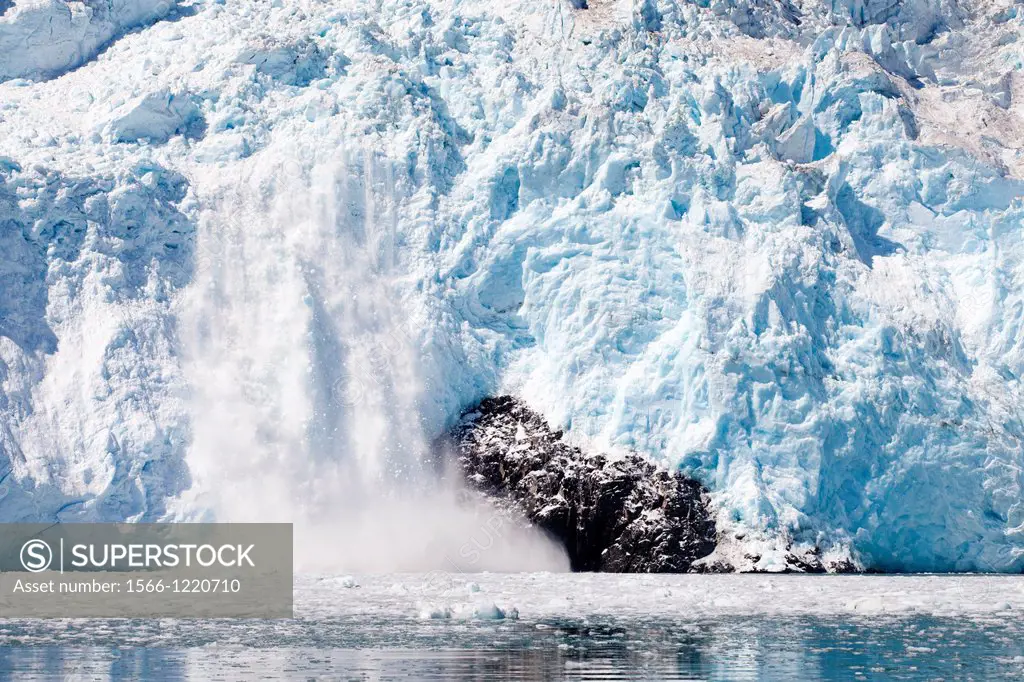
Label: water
xmin=2 ymin=617 xmax=1022 ymax=680
xmin=2 ymin=574 xmax=1023 ymax=680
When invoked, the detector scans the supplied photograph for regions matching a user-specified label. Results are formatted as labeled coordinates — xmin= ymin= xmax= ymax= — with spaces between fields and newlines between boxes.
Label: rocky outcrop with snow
xmin=445 ymin=396 xmax=717 ymax=572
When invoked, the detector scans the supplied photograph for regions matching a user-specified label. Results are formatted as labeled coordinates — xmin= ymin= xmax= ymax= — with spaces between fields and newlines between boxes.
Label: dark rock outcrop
xmin=441 ymin=396 xmax=718 ymax=572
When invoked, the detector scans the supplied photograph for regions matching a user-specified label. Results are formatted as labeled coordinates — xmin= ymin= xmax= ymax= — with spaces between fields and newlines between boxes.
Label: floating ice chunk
xmin=417 ymin=604 xmax=452 ymax=619
xmin=317 ymin=575 xmax=359 ymax=588
xmin=464 ymin=601 xmax=517 ymax=620
xmin=469 ymin=602 xmax=504 ymax=619
xmin=326 ymin=575 xmax=359 ymax=588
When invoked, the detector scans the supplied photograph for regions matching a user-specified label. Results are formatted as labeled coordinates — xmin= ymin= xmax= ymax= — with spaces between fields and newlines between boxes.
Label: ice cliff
xmin=0 ymin=0 xmax=178 ymax=82
xmin=0 ymin=0 xmax=1022 ymax=572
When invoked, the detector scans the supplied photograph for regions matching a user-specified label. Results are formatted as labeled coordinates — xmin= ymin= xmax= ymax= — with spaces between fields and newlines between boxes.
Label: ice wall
xmin=0 ymin=0 xmax=179 ymax=82
xmin=0 ymin=0 xmax=1022 ymax=571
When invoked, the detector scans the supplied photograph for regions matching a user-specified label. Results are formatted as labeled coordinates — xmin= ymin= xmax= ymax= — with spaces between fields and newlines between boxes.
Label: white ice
xmin=0 ymin=0 xmax=1022 ymax=572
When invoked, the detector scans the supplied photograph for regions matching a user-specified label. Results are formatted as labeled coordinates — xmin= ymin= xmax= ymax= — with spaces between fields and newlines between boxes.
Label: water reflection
xmin=1 ymin=615 xmax=1022 ymax=680
xmin=0 ymin=648 xmax=186 ymax=681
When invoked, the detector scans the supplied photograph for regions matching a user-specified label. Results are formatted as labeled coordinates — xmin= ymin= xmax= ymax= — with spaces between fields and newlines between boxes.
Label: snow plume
xmin=171 ymin=139 xmax=568 ymax=572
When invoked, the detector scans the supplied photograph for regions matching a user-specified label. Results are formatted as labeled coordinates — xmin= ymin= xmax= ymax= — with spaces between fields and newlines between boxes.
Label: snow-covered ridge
xmin=0 ymin=0 xmax=1022 ymax=571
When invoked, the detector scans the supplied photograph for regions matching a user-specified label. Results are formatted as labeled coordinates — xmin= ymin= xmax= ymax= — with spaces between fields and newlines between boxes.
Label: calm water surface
xmin=1 ymin=574 xmax=1022 ymax=680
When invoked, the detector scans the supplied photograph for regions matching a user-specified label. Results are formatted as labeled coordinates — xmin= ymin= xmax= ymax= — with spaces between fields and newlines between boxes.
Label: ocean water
xmin=1 ymin=574 xmax=1023 ymax=680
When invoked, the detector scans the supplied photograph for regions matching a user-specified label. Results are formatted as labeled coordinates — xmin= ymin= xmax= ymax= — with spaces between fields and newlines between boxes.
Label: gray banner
xmin=0 ymin=523 xmax=292 ymax=618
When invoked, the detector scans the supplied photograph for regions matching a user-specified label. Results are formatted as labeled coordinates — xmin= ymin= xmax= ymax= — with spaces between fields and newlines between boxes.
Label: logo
xmin=20 ymin=539 xmax=52 ymax=573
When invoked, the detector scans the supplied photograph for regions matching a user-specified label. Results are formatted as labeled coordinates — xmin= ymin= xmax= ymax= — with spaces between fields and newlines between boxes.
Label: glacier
xmin=0 ymin=0 xmax=1022 ymax=572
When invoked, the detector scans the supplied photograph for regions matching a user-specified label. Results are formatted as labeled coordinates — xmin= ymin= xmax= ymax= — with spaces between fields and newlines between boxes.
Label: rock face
xmin=444 ymin=396 xmax=718 ymax=572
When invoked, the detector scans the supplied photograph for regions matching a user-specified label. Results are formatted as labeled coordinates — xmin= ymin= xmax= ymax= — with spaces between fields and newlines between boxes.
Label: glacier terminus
xmin=0 ymin=0 xmax=1023 ymax=575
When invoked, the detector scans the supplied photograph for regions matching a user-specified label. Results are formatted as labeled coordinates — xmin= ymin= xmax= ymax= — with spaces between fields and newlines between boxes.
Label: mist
xmin=172 ymin=138 xmax=569 ymax=574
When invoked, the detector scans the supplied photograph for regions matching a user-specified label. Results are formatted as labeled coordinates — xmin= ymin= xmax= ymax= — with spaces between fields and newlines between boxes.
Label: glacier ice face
xmin=0 ymin=0 xmax=1022 ymax=571
xmin=0 ymin=159 xmax=192 ymax=522
xmin=0 ymin=0 xmax=180 ymax=83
